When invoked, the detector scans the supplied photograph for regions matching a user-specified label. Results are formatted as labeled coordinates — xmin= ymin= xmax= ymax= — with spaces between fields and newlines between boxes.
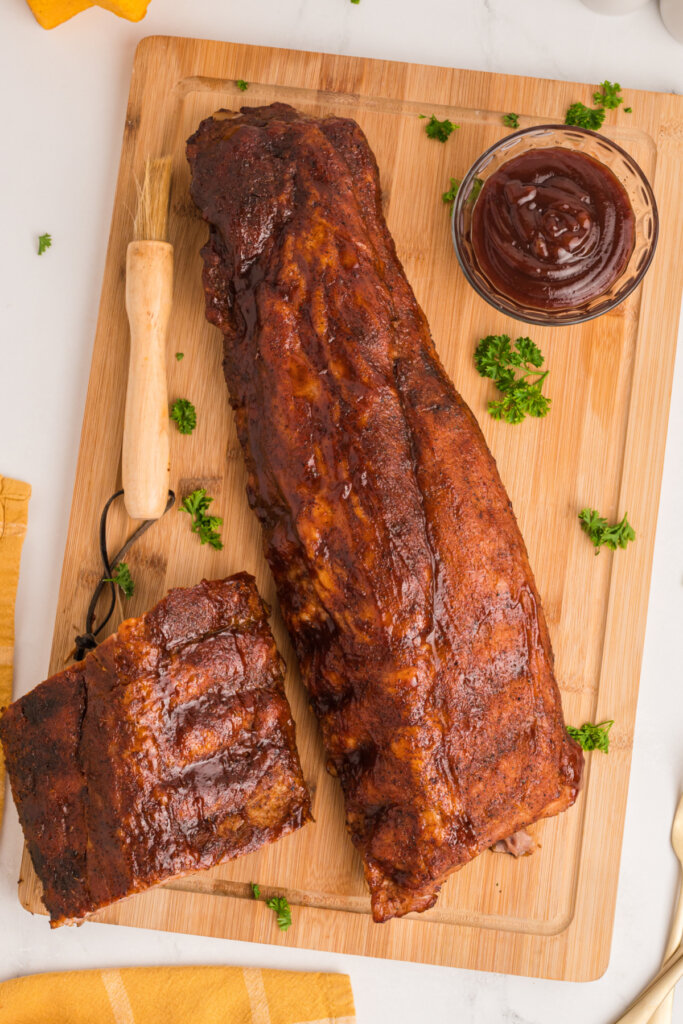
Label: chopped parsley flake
xmin=567 ymin=720 xmax=614 ymax=753
xmin=423 ymin=114 xmax=458 ymax=143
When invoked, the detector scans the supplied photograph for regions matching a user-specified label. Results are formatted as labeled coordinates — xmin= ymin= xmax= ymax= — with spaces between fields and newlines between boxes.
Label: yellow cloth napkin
xmin=0 ymin=966 xmax=356 ymax=1024
xmin=26 ymin=0 xmax=151 ymax=30
xmin=0 ymin=475 xmax=30 ymax=828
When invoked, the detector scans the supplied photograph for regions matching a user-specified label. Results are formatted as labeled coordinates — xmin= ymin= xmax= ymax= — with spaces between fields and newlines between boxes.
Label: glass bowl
xmin=451 ymin=125 xmax=659 ymax=327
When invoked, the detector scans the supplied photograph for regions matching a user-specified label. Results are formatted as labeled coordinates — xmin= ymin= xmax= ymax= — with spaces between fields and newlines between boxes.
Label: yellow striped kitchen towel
xmin=0 ymin=966 xmax=356 ymax=1024
xmin=0 ymin=475 xmax=30 ymax=829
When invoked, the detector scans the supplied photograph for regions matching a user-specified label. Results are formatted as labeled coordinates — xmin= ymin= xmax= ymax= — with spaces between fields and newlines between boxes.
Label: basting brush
xmin=122 ymin=155 xmax=173 ymax=520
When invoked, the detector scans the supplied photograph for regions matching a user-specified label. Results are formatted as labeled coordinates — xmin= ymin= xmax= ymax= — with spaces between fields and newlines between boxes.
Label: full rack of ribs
xmin=187 ymin=104 xmax=584 ymax=923
xmin=0 ymin=574 xmax=311 ymax=926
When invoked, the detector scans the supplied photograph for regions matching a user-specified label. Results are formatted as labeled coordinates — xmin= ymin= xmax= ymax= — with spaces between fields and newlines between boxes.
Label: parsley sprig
xmin=565 ymin=80 xmax=631 ymax=131
xmin=474 ymin=334 xmax=551 ymax=425
xmin=236 ymin=79 xmax=248 ymax=92
xmin=180 ymin=489 xmax=223 ymax=549
xmin=578 ymin=508 xmax=635 ymax=553
xmin=38 ymin=233 xmax=52 ymax=255
xmin=265 ymin=895 xmax=292 ymax=931
xmin=104 ymin=561 xmax=135 ymax=599
xmin=565 ymin=103 xmax=606 ymax=131
xmin=566 ymin=720 xmax=614 ymax=753
xmin=422 ymin=114 xmax=458 ymax=143
xmin=502 ymin=112 xmax=520 ymax=129
xmin=442 ymin=176 xmax=483 ymax=212
xmin=593 ymin=80 xmax=624 ymax=110
xmin=250 ymin=884 xmax=292 ymax=930
xmin=170 ymin=398 xmax=197 ymax=435
xmin=442 ymin=178 xmax=460 ymax=207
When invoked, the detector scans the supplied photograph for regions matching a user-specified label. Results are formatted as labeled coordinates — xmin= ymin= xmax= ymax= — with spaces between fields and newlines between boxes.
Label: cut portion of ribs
xmin=0 ymin=574 xmax=311 ymax=926
xmin=187 ymin=104 xmax=584 ymax=922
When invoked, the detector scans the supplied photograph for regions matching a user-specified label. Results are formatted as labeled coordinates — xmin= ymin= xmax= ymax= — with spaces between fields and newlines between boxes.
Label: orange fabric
xmin=25 ymin=0 xmax=151 ymax=29
xmin=0 ymin=966 xmax=356 ymax=1024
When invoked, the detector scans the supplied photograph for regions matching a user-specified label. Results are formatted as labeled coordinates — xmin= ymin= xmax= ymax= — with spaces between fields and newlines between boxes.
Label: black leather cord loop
xmin=73 ymin=489 xmax=175 ymax=661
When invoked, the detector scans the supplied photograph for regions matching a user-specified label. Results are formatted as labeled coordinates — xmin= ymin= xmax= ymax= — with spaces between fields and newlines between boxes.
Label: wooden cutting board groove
xmin=17 ymin=36 xmax=683 ymax=981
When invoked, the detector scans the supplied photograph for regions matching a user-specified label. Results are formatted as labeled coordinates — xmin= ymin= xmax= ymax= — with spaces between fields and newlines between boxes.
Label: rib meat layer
xmin=187 ymin=104 xmax=584 ymax=922
xmin=0 ymin=574 xmax=311 ymax=925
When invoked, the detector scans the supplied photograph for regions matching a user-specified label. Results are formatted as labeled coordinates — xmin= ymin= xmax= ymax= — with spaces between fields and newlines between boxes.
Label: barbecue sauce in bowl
xmin=471 ymin=147 xmax=635 ymax=310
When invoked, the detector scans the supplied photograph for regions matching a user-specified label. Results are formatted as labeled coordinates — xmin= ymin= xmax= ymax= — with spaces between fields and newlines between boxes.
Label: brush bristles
xmin=133 ymin=156 xmax=173 ymax=242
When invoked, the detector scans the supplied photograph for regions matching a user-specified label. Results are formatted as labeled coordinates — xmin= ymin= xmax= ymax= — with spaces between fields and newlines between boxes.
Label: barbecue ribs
xmin=187 ymin=104 xmax=584 ymax=922
xmin=0 ymin=574 xmax=311 ymax=926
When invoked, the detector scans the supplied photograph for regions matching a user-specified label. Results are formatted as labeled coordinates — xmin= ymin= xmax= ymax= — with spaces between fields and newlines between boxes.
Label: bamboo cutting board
xmin=18 ymin=36 xmax=683 ymax=981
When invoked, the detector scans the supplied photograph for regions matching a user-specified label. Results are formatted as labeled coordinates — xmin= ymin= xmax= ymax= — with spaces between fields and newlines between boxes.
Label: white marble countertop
xmin=2 ymin=0 xmax=682 ymax=1020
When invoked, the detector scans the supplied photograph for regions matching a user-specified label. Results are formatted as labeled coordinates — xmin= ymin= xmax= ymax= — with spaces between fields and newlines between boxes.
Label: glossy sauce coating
xmin=188 ymin=104 xmax=584 ymax=923
xmin=0 ymin=575 xmax=311 ymax=926
xmin=471 ymin=147 xmax=635 ymax=309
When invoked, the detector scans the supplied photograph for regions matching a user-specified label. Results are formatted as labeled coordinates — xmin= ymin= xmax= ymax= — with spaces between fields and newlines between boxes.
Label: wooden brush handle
xmin=122 ymin=240 xmax=172 ymax=520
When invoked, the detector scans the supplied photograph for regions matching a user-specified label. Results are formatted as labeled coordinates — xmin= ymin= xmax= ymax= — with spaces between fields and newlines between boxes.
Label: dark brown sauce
xmin=471 ymin=147 xmax=635 ymax=310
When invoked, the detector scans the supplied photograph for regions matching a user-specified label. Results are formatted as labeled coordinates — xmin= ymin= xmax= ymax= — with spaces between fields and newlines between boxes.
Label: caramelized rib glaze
xmin=187 ymin=105 xmax=583 ymax=922
xmin=0 ymin=574 xmax=311 ymax=925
